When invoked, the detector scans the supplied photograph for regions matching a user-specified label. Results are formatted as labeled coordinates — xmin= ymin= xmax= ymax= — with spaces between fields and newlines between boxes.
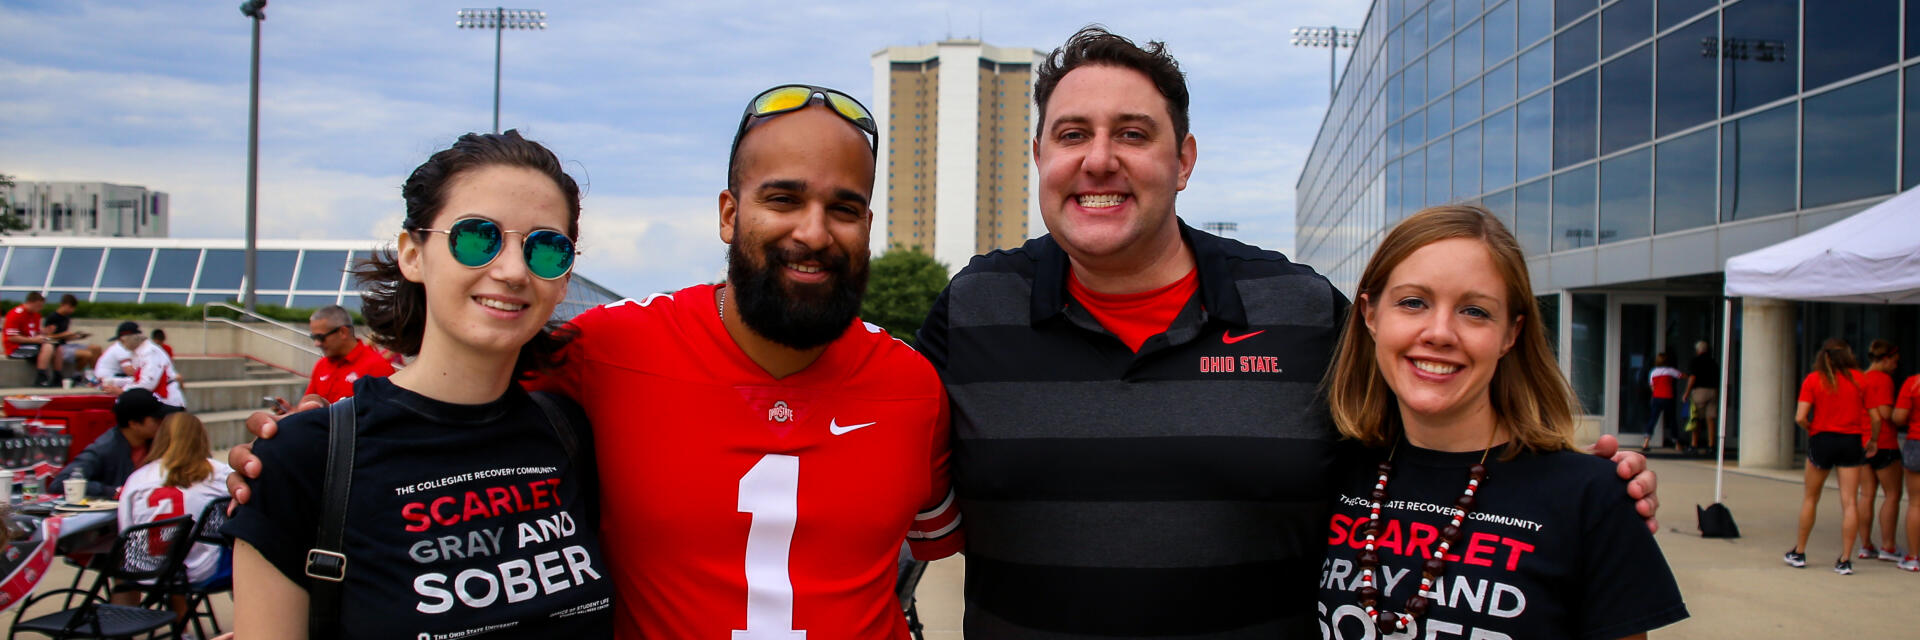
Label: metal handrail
xmin=201 ymin=302 xmax=322 ymax=358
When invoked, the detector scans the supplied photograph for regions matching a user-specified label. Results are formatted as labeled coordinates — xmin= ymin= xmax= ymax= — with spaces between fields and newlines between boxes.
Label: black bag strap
xmin=306 ymin=397 xmax=355 ymax=638
xmin=528 ymin=392 xmax=578 ymax=465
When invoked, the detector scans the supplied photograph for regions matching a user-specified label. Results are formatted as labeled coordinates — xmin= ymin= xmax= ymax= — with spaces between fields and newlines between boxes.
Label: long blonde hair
xmin=1324 ymin=205 xmax=1577 ymax=456
xmin=153 ymin=413 xmax=213 ymax=488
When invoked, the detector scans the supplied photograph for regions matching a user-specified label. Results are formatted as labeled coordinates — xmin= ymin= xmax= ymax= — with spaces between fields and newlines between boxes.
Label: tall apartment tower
xmin=870 ymin=39 xmax=1043 ymax=272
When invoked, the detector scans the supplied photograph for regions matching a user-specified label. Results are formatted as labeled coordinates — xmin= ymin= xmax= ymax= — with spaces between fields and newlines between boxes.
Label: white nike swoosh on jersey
xmin=829 ymin=419 xmax=878 ymax=435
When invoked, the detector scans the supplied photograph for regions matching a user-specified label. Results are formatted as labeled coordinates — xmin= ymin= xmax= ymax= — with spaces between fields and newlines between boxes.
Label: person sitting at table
xmin=94 ymin=321 xmax=186 ymax=408
xmin=51 ymin=388 xmax=180 ymax=499
xmin=116 ymin=411 xmax=232 ymax=618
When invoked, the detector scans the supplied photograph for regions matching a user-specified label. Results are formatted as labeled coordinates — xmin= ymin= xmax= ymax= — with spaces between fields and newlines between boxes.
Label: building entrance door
xmin=1607 ymin=297 xmax=1665 ymax=445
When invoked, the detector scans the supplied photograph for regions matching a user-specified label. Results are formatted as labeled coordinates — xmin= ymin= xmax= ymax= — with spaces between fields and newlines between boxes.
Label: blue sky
xmin=1 ymin=0 xmax=1366 ymax=298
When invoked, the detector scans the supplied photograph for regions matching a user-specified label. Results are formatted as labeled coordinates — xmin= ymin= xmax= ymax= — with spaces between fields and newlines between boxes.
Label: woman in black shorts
xmin=1856 ymin=340 xmax=1901 ymax=562
xmin=224 ymin=131 xmax=613 ymax=638
xmin=1788 ymin=338 xmax=1877 ymax=574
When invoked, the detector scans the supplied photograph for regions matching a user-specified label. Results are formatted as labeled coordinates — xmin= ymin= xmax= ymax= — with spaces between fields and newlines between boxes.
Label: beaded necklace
xmin=1353 ymin=434 xmax=1496 ymax=635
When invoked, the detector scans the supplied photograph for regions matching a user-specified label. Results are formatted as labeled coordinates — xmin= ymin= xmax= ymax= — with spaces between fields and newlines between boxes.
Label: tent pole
xmin=1715 ymin=296 xmax=1734 ymax=504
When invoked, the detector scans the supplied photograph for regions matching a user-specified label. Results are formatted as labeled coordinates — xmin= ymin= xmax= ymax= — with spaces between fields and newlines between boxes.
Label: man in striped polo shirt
xmin=916 ymin=26 xmax=1658 ymax=638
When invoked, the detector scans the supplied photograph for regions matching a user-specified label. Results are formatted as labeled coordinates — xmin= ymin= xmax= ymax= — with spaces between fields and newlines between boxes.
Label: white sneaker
xmin=1900 ymin=556 xmax=1920 ymax=572
xmin=1877 ymin=547 xmax=1903 ymax=562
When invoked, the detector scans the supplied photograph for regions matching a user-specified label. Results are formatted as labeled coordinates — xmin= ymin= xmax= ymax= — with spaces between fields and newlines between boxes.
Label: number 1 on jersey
xmin=734 ymin=454 xmax=806 ymax=639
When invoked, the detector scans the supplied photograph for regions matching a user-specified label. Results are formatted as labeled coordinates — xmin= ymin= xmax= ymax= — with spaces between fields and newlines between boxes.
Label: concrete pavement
xmin=907 ymin=455 xmax=1917 ymax=638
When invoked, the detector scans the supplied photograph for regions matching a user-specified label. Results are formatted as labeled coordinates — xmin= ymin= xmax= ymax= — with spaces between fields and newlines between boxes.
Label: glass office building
xmin=0 ymin=237 xmax=623 ymax=322
xmin=1296 ymin=0 xmax=1919 ymax=467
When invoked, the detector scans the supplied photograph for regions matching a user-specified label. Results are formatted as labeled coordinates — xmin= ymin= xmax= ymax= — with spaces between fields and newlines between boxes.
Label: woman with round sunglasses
xmin=1317 ymin=206 xmax=1686 ymax=638
xmin=223 ymin=130 xmax=612 ymax=639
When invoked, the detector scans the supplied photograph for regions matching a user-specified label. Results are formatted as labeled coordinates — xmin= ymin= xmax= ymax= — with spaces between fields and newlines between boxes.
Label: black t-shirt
xmin=41 ymin=311 xmax=69 ymax=343
xmin=1689 ymin=354 xmax=1719 ymax=389
xmin=1318 ymin=441 xmax=1687 ymax=640
xmin=224 ymin=376 xmax=613 ymax=639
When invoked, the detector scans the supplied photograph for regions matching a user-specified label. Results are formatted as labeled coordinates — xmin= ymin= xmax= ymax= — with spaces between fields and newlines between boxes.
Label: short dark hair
xmin=150 ymin=328 xmax=166 ymax=342
xmin=58 ymin=294 xmax=78 ymax=307
xmin=1034 ymin=25 xmax=1191 ymax=145
xmin=23 ymin=292 xmax=43 ymax=304
xmin=356 ymin=130 xmax=580 ymax=379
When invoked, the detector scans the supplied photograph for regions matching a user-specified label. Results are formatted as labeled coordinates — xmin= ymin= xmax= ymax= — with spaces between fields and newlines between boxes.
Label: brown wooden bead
xmin=1423 ymin=557 xmax=1447 ymax=576
xmin=1469 ymin=463 xmax=1487 ymax=478
xmin=1378 ymin=461 xmax=1395 ymax=475
xmin=1370 ymin=487 xmax=1388 ymax=502
xmin=1404 ymin=595 xmax=1431 ymax=617
xmin=1356 ymin=585 xmax=1379 ymax=603
xmin=1456 ymin=493 xmax=1476 ymax=511
xmin=1376 ymin=610 xmax=1400 ymax=631
xmin=1440 ymin=524 xmax=1462 ymax=543
xmin=1358 ymin=549 xmax=1380 ymax=566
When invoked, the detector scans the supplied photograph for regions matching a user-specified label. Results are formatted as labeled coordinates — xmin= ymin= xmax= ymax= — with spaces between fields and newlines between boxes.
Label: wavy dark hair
xmin=1034 ymin=25 xmax=1191 ymax=146
xmin=355 ymin=129 xmax=581 ymax=379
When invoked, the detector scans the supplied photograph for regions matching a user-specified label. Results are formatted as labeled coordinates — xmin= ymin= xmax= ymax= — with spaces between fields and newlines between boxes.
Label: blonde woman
xmin=1317 ymin=206 xmax=1686 ymax=638
xmin=117 ymin=412 xmax=233 ymax=618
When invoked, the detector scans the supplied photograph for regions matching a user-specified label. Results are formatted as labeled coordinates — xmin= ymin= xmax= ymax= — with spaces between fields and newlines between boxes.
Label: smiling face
xmin=719 ymin=103 xmax=874 ymax=350
xmin=1034 ymin=64 xmax=1196 ymax=272
xmin=1362 ymin=238 xmax=1522 ymax=436
xmin=397 ymin=164 xmax=570 ymax=361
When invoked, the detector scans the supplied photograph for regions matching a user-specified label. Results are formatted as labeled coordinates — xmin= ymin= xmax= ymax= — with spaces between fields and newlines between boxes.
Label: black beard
xmin=726 ymin=240 xmax=868 ymax=350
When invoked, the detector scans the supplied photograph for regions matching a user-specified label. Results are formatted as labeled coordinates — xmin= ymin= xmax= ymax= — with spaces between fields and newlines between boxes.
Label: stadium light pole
xmin=457 ymin=8 xmax=548 ymax=134
xmin=1290 ymin=26 xmax=1360 ymax=101
xmin=240 ymin=0 xmax=267 ymax=313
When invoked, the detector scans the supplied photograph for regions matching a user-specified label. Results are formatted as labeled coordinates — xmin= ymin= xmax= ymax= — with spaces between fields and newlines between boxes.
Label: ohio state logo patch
xmin=768 ymin=401 xmax=793 ymax=423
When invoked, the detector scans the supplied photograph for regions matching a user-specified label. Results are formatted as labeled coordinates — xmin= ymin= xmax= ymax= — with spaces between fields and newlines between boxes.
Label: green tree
xmin=0 ymin=174 xmax=26 ymax=235
xmin=859 ymin=245 xmax=950 ymax=344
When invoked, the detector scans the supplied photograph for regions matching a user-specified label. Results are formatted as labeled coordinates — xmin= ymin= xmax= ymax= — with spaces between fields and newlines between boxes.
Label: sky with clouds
xmin=1 ymin=0 xmax=1367 ymax=298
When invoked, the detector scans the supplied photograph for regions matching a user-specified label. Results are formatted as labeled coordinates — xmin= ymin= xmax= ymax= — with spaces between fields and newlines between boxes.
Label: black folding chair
xmin=9 ymin=516 xmax=193 ymax=639
xmin=173 ymin=496 xmax=234 ymax=639
xmin=896 ymin=542 xmax=929 ymax=640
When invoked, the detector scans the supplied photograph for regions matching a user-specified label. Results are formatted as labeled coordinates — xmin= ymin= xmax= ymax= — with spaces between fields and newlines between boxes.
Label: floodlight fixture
xmin=458 ymin=8 xmax=549 ymax=133
xmin=1291 ymin=26 xmax=1361 ymax=100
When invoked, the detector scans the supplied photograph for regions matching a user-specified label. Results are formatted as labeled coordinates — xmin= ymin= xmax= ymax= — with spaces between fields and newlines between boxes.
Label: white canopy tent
xmin=1707 ymin=189 xmax=1920 ymax=503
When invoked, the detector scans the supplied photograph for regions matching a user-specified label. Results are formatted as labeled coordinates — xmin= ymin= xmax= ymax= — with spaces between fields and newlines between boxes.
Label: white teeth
xmin=790 ymin=264 xmax=821 ymax=274
xmin=476 ymin=297 xmax=527 ymax=312
xmin=1078 ymin=194 xmax=1125 ymax=208
xmin=1413 ymin=360 xmax=1460 ymax=375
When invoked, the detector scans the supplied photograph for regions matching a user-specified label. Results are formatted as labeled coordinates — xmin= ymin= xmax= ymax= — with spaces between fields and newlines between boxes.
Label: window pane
xmin=1518 ymin=41 xmax=1553 ymax=96
xmin=340 ymin=295 xmax=365 ymax=313
xmin=1389 ymin=72 xmax=1405 ymax=119
xmin=1600 ymin=44 xmax=1653 ymax=154
xmin=1429 ymin=39 xmax=1454 ymax=100
xmin=50 ymin=247 xmax=102 ymax=289
xmin=1432 ymin=0 xmax=1456 ymax=37
xmin=98 ymin=249 xmax=151 ymax=288
xmin=1905 ymin=66 xmax=1920 ymax=188
xmin=1518 ymin=91 xmax=1553 ymax=179
xmin=2 ymin=247 xmax=52 ymax=288
xmin=296 ymin=251 xmax=350 ymax=291
xmin=1555 ymin=16 xmax=1598 ymax=79
xmin=1405 ymin=146 xmax=1428 ymax=212
xmin=1515 ymin=178 xmax=1553 ymax=255
xmin=197 ymin=250 xmax=245 ymax=290
xmin=1409 ymin=55 xmax=1429 ymax=107
xmin=1484 ymin=59 xmax=1517 ymax=111
xmin=1599 ymin=147 xmax=1652 ymax=244
xmin=93 ymin=291 xmax=139 ymax=303
xmin=1805 ymin=0 xmax=1898 ymax=91
xmin=1457 ymin=19 xmax=1483 ymax=83
xmin=1390 ymin=25 xmax=1406 ymax=71
xmin=1659 ymin=0 xmax=1714 ymax=30
xmin=1555 ymin=0 xmax=1597 ymax=28
xmin=1720 ymin=102 xmax=1798 ymax=220
xmin=1428 ymin=138 xmax=1453 ymax=203
xmin=1484 ymin=107 xmax=1517 ymax=189
xmin=1553 ymin=164 xmax=1597 ymax=251
xmin=255 ymin=250 xmax=298 ymax=292
xmin=146 ymin=249 xmax=199 ymax=289
xmin=1803 ymin=72 xmax=1898 ymax=208
xmin=1519 ymin=0 xmax=1553 ymax=46
xmin=1487 ymin=1 xmax=1517 ymax=62
xmin=1656 ymin=15 xmax=1718 ymax=135
xmin=1571 ymin=293 xmax=1606 ymax=413
xmin=1408 ymin=106 xmax=1429 ymax=145
xmin=1455 ymin=123 xmax=1483 ymax=199
xmin=1454 ymin=79 xmax=1482 ymax=127
xmin=291 ymin=295 xmax=339 ymax=310
xmin=1655 ymin=128 xmax=1718 ymax=234
xmin=1389 ymin=121 xmax=1405 ymax=157
xmin=143 ymin=292 xmax=189 ymax=304
xmin=190 ymin=292 xmax=239 ymax=305
xmin=1553 ymin=69 xmax=1598 ymax=168
xmin=1429 ymin=100 xmax=1453 ymax=139
xmin=1482 ymin=188 xmax=1517 ymax=231
xmin=1719 ymin=0 xmax=1797 ymax=116
xmin=1600 ymin=0 xmax=1651 ymax=58
xmin=1910 ymin=0 xmax=1920 ymax=58
xmin=1387 ymin=160 xmax=1404 ymax=222
xmin=1411 ymin=6 xmax=1430 ymax=53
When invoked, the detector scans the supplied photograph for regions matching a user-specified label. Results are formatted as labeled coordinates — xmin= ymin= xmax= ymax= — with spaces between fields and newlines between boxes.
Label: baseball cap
xmin=112 ymin=388 xmax=183 ymax=428
xmin=116 ymin=321 xmax=143 ymax=338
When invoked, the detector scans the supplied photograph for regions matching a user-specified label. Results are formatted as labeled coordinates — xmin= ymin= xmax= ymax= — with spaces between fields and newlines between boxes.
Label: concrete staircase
xmin=1 ymin=355 xmax=304 ymax=450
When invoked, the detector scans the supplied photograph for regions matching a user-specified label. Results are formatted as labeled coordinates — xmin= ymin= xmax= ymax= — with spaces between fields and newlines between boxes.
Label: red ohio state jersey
xmin=533 ymin=283 xmax=962 ymax=639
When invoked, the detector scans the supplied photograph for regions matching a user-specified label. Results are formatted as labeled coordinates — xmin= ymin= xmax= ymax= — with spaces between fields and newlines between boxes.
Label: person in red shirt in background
xmin=301 ymin=304 xmax=394 ymax=403
xmin=1646 ymin=352 xmax=1683 ymax=453
xmin=1855 ymin=340 xmax=1901 ymax=562
xmin=149 ymin=328 xmax=174 ymax=359
xmin=1892 ymin=370 xmax=1920 ymax=571
xmin=1788 ymin=338 xmax=1881 ymax=574
xmin=4 ymin=292 xmax=53 ymax=386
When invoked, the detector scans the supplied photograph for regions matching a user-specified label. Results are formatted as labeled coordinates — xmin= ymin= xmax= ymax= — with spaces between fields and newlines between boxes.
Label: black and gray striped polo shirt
xmin=916 ymin=221 xmax=1348 ymax=638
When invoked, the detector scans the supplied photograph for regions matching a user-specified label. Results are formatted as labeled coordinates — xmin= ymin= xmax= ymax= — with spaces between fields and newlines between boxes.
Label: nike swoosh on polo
xmin=829 ymin=419 xmax=878 ymax=436
xmin=1221 ymin=330 xmax=1266 ymax=344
